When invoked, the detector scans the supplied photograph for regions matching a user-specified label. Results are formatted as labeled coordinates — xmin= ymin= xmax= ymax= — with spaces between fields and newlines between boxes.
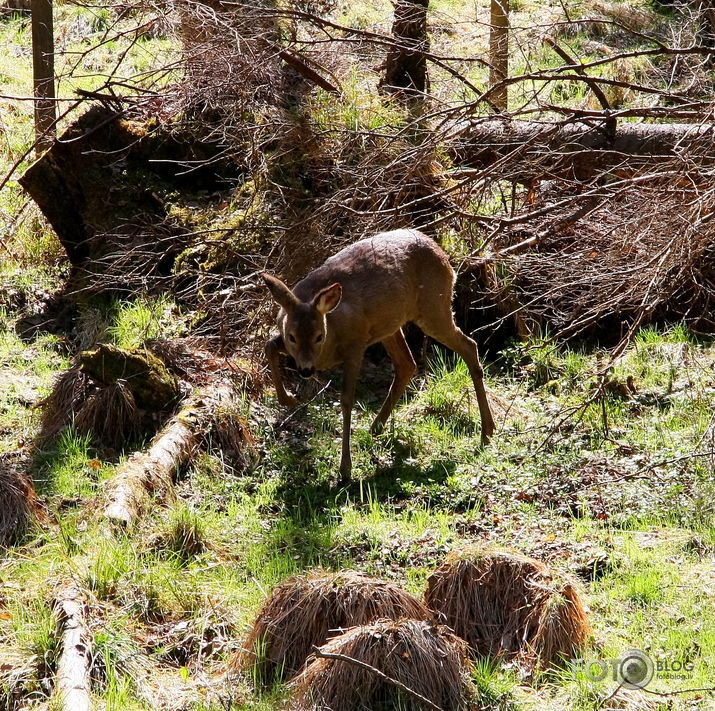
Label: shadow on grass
xmin=273 ymin=446 xmax=459 ymax=515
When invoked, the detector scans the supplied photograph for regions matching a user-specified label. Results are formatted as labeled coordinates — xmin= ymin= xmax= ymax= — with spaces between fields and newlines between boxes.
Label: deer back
xmin=290 ymin=229 xmax=455 ymax=369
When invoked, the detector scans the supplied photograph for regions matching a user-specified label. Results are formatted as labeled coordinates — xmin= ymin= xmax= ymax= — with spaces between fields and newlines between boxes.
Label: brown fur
xmin=263 ymin=229 xmax=495 ymax=480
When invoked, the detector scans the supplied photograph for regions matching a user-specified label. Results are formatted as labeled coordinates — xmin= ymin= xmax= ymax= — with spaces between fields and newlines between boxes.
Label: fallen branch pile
xmin=491 ymin=177 xmax=715 ymax=341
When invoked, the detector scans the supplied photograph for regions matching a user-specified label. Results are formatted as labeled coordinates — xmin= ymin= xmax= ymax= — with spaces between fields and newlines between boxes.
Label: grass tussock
xmin=425 ymin=547 xmax=590 ymax=670
xmin=240 ymin=570 xmax=432 ymax=686
xmin=0 ymin=464 xmax=39 ymax=546
xmin=37 ymin=366 xmax=142 ymax=449
xmin=36 ymin=367 xmax=93 ymax=442
xmin=289 ymin=618 xmax=476 ymax=711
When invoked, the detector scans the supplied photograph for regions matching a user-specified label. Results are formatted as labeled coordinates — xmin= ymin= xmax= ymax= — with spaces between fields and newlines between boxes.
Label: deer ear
xmin=314 ymin=283 xmax=342 ymax=315
xmin=262 ymin=273 xmax=298 ymax=311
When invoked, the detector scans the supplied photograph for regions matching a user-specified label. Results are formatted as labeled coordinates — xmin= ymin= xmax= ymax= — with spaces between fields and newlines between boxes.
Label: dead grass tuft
xmin=37 ymin=367 xmax=142 ymax=449
xmin=36 ymin=367 xmax=93 ymax=443
xmin=591 ymin=1 xmax=660 ymax=34
xmin=289 ymin=618 xmax=476 ymax=711
xmin=533 ymin=582 xmax=591 ymax=668
xmin=74 ymin=380 xmax=141 ymax=448
xmin=424 ymin=547 xmax=590 ymax=670
xmin=0 ymin=459 xmax=40 ymax=546
xmin=239 ymin=570 xmax=432 ymax=686
xmin=213 ymin=404 xmax=257 ymax=472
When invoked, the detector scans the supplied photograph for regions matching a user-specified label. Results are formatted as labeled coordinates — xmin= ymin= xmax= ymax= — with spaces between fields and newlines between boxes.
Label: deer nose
xmin=298 ymin=366 xmax=315 ymax=379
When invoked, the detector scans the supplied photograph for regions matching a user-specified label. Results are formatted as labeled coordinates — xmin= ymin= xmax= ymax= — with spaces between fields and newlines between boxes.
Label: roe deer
xmin=262 ymin=229 xmax=495 ymax=480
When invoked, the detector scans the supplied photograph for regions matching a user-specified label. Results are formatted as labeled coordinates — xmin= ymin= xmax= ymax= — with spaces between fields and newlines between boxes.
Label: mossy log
xmin=53 ymin=586 xmax=92 ymax=711
xmin=78 ymin=343 xmax=180 ymax=412
xmin=104 ymin=381 xmax=235 ymax=526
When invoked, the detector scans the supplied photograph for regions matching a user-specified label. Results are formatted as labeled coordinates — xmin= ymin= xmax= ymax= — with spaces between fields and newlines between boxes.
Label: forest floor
xmin=1 ymin=278 xmax=714 ymax=710
xmin=2 ymin=0 xmax=715 ymax=709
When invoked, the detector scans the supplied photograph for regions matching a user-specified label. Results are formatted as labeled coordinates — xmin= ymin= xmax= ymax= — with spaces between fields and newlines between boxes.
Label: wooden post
xmin=31 ymin=0 xmax=56 ymax=151
xmin=489 ymin=0 xmax=509 ymax=111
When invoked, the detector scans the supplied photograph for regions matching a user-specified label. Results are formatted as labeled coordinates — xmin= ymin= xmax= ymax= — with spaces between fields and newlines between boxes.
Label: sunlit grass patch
xmin=0 ymin=318 xmax=69 ymax=451
xmin=161 ymin=503 xmax=208 ymax=564
xmin=33 ymin=427 xmax=110 ymax=499
xmin=9 ymin=595 xmax=59 ymax=686
xmin=108 ymin=295 xmax=187 ymax=349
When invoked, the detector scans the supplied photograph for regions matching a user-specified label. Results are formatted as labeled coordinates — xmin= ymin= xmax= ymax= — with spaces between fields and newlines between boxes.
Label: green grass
xmin=107 ymin=296 xmax=187 ymax=349
xmin=2 ymin=0 xmax=715 ymax=707
xmin=0 ymin=2 xmax=177 ymax=313
xmin=2 ymin=321 xmax=714 ymax=709
xmin=0 ymin=324 xmax=68 ymax=453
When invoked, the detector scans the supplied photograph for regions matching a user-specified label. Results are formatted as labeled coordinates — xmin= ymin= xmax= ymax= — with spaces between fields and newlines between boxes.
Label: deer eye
xmin=288 ymin=334 xmax=296 ymax=343
xmin=315 ymin=334 xmax=323 ymax=343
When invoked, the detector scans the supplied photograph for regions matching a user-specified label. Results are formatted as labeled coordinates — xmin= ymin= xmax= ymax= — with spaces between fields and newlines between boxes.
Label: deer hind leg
xmin=371 ymin=329 xmax=417 ymax=435
xmin=417 ymin=312 xmax=495 ymax=444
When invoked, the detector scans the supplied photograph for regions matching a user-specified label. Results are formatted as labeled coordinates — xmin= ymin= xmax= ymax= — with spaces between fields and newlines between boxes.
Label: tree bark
xmin=31 ymin=0 xmax=55 ymax=151
xmin=104 ymin=381 xmax=235 ymax=527
xmin=53 ymin=587 xmax=92 ymax=711
xmin=447 ymin=119 xmax=715 ymax=180
xmin=489 ymin=0 xmax=509 ymax=111
xmin=379 ymin=0 xmax=430 ymax=97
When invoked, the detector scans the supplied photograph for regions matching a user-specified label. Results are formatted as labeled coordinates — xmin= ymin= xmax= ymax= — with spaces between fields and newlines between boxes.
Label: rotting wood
xmin=78 ymin=343 xmax=180 ymax=412
xmin=53 ymin=586 xmax=92 ymax=711
xmin=104 ymin=381 xmax=235 ymax=526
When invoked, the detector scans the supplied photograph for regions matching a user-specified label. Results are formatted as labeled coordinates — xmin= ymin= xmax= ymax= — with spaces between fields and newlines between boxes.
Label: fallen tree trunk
xmin=104 ymin=381 xmax=235 ymax=526
xmin=53 ymin=586 xmax=92 ymax=711
xmin=447 ymin=119 xmax=715 ymax=180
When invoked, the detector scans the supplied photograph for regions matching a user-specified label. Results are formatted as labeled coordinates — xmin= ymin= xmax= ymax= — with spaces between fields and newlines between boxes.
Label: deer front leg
xmin=339 ymin=354 xmax=363 ymax=483
xmin=265 ymin=335 xmax=298 ymax=408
